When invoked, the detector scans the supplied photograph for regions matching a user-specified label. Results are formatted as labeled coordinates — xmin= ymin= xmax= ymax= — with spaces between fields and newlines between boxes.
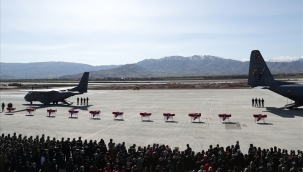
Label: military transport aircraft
xmin=24 ymin=72 xmax=89 ymax=105
xmin=248 ymin=50 xmax=303 ymax=109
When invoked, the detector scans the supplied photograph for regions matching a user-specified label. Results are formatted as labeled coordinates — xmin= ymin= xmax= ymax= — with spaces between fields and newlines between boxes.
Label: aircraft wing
xmin=19 ymin=87 xmax=76 ymax=92
xmin=19 ymin=89 xmax=58 ymax=92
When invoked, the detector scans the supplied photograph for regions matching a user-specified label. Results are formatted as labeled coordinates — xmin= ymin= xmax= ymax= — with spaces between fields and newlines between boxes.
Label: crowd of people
xmin=252 ymin=98 xmax=264 ymax=108
xmin=77 ymin=97 xmax=89 ymax=106
xmin=0 ymin=133 xmax=302 ymax=172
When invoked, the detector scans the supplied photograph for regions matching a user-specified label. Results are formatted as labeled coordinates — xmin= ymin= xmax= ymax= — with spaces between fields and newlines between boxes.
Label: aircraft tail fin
xmin=70 ymin=72 xmax=89 ymax=92
xmin=248 ymin=50 xmax=276 ymax=87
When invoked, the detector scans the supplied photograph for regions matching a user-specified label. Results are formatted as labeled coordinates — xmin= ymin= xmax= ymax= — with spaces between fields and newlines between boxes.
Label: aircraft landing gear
xmin=284 ymin=102 xmax=300 ymax=110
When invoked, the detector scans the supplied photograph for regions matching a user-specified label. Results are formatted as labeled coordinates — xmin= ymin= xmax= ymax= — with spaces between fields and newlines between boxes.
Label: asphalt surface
xmin=0 ymin=89 xmax=302 ymax=152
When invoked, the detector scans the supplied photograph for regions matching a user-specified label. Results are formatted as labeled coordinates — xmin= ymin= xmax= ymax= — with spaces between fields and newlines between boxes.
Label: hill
xmin=60 ymin=64 xmax=155 ymax=79
xmin=0 ymin=62 xmax=119 ymax=79
xmin=136 ymin=55 xmax=303 ymax=76
xmin=136 ymin=55 xmax=248 ymax=76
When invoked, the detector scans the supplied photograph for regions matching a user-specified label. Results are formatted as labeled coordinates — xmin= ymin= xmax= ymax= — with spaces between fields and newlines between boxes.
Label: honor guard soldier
xmin=258 ymin=98 xmax=261 ymax=107
xmin=1 ymin=102 xmax=4 ymax=112
xmin=254 ymin=98 xmax=258 ymax=107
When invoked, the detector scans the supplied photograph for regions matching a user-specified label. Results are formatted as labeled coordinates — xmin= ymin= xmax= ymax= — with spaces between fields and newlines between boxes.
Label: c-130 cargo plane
xmin=24 ymin=72 xmax=89 ymax=105
xmin=248 ymin=50 xmax=303 ymax=109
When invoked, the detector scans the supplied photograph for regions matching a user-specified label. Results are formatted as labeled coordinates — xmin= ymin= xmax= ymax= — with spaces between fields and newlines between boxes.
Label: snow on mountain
xmin=239 ymin=58 xmax=249 ymax=62
xmin=160 ymin=55 xmax=224 ymax=61
xmin=233 ymin=56 xmax=303 ymax=62
xmin=266 ymin=56 xmax=303 ymax=62
xmin=159 ymin=55 xmax=302 ymax=62
xmin=190 ymin=55 xmax=224 ymax=60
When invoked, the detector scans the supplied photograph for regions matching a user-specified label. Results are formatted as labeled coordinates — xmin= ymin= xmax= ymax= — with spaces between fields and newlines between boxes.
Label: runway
xmin=0 ymin=89 xmax=302 ymax=152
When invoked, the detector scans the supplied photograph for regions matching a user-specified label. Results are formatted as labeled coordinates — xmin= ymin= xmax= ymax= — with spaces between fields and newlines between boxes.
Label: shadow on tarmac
xmin=90 ymin=118 xmax=100 ymax=120
xmin=222 ymin=122 xmax=237 ymax=124
xmin=68 ymin=117 xmax=78 ymax=119
xmin=114 ymin=119 xmax=124 ymax=121
xmin=165 ymin=121 xmax=178 ymax=123
xmin=25 ymin=114 xmax=34 ymax=117
xmin=191 ymin=121 xmax=205 ymax=124
xmin=142 ymin=120 xmax=153 ymax=122
xmin=257 ymin=123 xmax=273 ymax=125
xmin=264 ymin=107 xmax=303 ymax=118
xmin=12 ymin=104 xmax=93 ymax=113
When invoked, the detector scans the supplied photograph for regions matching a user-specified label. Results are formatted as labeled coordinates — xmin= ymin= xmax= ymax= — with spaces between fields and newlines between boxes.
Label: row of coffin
xmin=6 ymin=107 xmax=267 ymax=122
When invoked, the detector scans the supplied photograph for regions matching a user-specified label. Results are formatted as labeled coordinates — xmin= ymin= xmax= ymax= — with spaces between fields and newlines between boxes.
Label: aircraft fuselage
xmin=24 ymin=91 xmax=81 ymax=104
xmin=269 ymin=85 xmax=303 ymax=104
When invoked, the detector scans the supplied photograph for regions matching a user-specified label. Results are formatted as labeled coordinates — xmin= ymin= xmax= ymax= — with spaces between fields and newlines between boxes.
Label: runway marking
xmin=205 ymin=97 xmax=214 ymax=129
xmin=84 ymin=114 xmax=138 ymax=139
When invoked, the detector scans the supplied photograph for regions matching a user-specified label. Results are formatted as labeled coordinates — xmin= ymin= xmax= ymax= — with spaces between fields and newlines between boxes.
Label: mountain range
xmin=1 ymin=56 xmax=303 ymax=79
xmin=0 ymin=62 xmax=119 ymax=79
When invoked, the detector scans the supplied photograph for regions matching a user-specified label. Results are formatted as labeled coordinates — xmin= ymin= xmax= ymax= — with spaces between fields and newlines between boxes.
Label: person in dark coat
xmin=1 ymin=102 xmax=5 ymax=112
xmin=86 ymin=97 xmax=89 ymax=105
xmin=252 ymin=98 xmax=254 ymax=107
xmin=77 ymin=97 xmax=79 ymax=105
xmin=29 ymin=162 xmax=39 ymax=172
xmin=234 ymin=141 xmax=240 ymax=151
xmin=176 ymin=159 xmax=184 ymax=172
xmin=80 ymin=97 xmax=83 ymax=105
xmin=228 ymin=155 xmax=236 ymax=170
xmin=50 ymin=159 xmax=58 ymax=172
xmin=65 ymin=158 xmax=74 ymax=172
xmin=21 ymin=161 xmax=30 ymax=172
xmin=65 ymin=142 xmax=71 ymax=161
xmin=262 ymin=98 xmax=264 ymax=107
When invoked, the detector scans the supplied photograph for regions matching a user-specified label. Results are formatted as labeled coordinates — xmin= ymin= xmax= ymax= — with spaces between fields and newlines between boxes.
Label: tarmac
xmin=0 ymin=88 xmax=302 ymax=153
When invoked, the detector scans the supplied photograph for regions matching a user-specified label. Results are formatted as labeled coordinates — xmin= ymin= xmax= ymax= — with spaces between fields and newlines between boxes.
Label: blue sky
xmin=1 ymin=1 xmax=302 ymax=65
